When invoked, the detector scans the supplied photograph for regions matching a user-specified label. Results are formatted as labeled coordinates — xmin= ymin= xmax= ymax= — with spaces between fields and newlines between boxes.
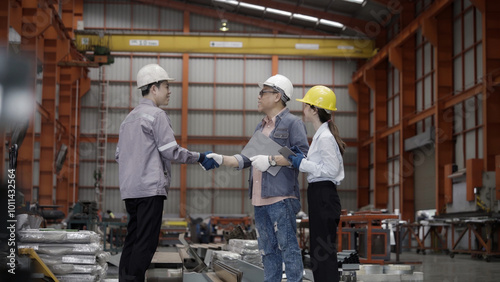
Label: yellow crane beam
xmin=75 ymin=33 xmax=375 ymax=58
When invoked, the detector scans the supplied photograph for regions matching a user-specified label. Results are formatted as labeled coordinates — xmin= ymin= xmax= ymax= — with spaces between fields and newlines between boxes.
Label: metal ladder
xmin=95 ymin=65 xmax=109 ymax=214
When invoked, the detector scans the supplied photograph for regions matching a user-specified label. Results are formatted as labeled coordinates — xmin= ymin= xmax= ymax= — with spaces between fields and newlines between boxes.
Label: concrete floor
xmin=105 ymin=250 xmax=500 ymax=281
xmin=398 ymin=251 xmax=500 ymax=282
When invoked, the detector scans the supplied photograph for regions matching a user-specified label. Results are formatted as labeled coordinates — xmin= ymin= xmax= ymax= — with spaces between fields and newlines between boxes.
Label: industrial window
xmin=387 ymin=62 xmax=401 ymax=212
xmin=415 ymin=0 xmax=434 ymax=16
xmin=415 ymin=28 xmax=435 ymax=115
xmin=453 ymin=0 xmax=483 ymax=93
xmin=386 ymin=15 xmax=400 ymax=42
xmin=369 ymin=89 xmax=374 ymax=136
xmin=387 ymin=64 xmax=400 ymax=128
xmin=452 ymin=0 xmax=483 ymax=170
xmin=387 ymin=133 xmax=400 ymax=212
xmin=453 ymin=95 xmax=483 ymax=169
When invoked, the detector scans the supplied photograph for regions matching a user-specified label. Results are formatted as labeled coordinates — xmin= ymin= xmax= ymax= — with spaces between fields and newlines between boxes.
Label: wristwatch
xmin=269 ymin=155 xmax=277 ymax=166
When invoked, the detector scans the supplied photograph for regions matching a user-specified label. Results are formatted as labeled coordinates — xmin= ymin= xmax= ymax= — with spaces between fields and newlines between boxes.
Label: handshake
xmin=198 ymin=146 xmax=306 ymax=171
xmin=198 ymin=151 xmax=224 ymax=171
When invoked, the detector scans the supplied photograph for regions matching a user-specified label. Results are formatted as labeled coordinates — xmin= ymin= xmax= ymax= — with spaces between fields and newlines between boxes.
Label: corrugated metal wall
xmin=83 ymin=1 xmax=269 ymax=33
xmin=80 ymin=1 xmax=359 ymax=217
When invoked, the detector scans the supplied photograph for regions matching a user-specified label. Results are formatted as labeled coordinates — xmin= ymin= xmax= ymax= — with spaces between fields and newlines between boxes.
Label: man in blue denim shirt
xmin=207 ymin=74 xmax=309 ymax=282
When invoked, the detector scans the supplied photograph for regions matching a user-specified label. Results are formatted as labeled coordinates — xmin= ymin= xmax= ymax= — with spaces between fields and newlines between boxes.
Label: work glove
xmin=206 ymin=153 xmax=223 ymax=165
xmin=250 ymin=155 xmax=270 ymax=172
xmin=288 ymin=151 xmax=305 ymax=169
xmin=199 ymin=151 xmax=219 ymax=171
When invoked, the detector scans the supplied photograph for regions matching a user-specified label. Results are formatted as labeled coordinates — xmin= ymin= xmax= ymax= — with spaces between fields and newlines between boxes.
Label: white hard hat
xmin=259 ymin=74 xmax=293 ymax=101
xmin=136 ymin=64 xmax=175 ymax=89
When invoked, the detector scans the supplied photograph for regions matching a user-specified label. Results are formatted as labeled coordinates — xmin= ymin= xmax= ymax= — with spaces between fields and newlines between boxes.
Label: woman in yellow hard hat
xmin=289 ymin=85 xmax=345 ymax=282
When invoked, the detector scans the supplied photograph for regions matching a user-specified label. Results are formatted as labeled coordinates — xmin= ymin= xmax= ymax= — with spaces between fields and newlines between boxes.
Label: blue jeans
xmin=254 ymin=198 xmax=303 ymax=282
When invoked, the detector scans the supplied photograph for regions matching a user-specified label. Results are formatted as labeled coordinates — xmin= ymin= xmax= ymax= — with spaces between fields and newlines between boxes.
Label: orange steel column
xmin=444 ymin=164 xmax=454 ymax=204
xmin=56 ymin=66 xmax=78 ymax=214
xmin=496 ymin=155 xmax=500 ymax=201
xmin=13 ymin=1 xmax=40 ymax=203
xmin=68 ymin=82 xmax=79 ymax=208
xmin=180 ymin=10 xmax=190 ymax=218
xmin=394 ymin=39 xmax=416 ymax=222
xmin=349 ymin=81 xmax=370 ymax=208
xmin=56 ymin=0 xmax=78 ymax=215
xmin=466 ymin=159 xmax=483 ymax=202
xmin=0 ymin=0 xmax=7 ymax=52
xmin=399 ymin=0 xmax=416 ymax=30
xmin=70 ymin=73 xmax=90 ymax=208
xmin=39 ymin=28 xmax=58 ymax=206
xmin=480 ymin=0 xmax=500 ymax=171
xmin=425 ymin=5 xmax=454 ymax=215
xmin=365 ymin=65 xmax=389 ymax=209
xmin=272 ymin=55 xmax=278 ymax=75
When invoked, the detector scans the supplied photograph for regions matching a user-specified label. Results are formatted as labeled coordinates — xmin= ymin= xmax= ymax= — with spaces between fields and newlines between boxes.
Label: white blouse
xmin=299 ymin=122 xmax=345 ymax=185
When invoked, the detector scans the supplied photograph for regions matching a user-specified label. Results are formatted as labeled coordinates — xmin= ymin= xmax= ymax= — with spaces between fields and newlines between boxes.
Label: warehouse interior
xmin=1 ymin=0 xmax=500 ymax=281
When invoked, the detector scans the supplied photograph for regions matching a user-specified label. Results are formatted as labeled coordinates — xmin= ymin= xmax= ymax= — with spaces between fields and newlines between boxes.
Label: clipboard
xmin=278 ymin=146 xmax=296 ymax=160
xmin=241 ymin=131 xmax=282 ymax=176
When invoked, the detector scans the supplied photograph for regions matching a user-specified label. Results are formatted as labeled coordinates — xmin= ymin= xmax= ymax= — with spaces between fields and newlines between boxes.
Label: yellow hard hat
xmin=296 ymin=85 xmax=337 ymax=111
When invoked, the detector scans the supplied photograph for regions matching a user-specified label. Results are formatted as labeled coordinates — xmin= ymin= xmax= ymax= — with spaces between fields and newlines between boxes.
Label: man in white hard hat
xmin=115 ymin=64 xmax=218 ymax=281
xmin=206 ymin=74 xmax=309 ymax=282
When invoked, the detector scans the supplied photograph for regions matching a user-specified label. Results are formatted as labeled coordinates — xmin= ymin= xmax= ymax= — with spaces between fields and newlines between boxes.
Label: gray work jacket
xmin=234 ymin=108 xmax=309 ymax=199
xmin=116 ymin=98 xmax=200 ymax=200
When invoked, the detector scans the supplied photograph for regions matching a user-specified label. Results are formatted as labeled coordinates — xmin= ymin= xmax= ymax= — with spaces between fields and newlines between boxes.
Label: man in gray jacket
xmin=115 ymin=64 xmax=217 ymax=281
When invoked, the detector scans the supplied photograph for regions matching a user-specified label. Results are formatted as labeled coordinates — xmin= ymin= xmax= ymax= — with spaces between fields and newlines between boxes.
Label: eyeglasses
xmin=259 ymin=90 xmax=278 ymax=97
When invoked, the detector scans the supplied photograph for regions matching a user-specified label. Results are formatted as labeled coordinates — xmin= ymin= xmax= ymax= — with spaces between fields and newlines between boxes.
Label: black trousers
xmin=119 ymin=196 xmax=165 ymax=282
xmin=307 ymin=181 xmax=341 ymax=282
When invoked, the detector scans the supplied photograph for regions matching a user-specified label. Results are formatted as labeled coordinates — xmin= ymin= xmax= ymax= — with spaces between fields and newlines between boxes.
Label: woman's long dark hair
xmin=311 ymin=105 xmax=346 ymax=156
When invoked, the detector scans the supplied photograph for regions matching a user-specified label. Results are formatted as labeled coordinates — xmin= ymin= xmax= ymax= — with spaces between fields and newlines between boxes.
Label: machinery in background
xmin=63 ymin=201 xmax=99 ymax=231
xmin=211 ymin=216 xmax=253 ymax=243
xmin=75 ymin=31 xmax=115 ymax=66
xmin=337 ymin=212 xmax=399 ymax=264
xmin=409 ymin=159 xmax=500 ymax=262
xmin=159 ymin=218 xmax=190 ymax=245
xmin=187 ymin=215 xmax=253 ymax=244
xmin=100 ymin=218 xmax=127 ymax=254
xmin=30 ymin=204 xmax=66 ymax=228
xmin=446 ymin=169 xmax=498 ymax=215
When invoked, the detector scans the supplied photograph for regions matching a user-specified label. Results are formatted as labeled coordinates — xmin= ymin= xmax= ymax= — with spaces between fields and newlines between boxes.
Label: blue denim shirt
xmin=234 ymin=108 xmax=309 ymax=199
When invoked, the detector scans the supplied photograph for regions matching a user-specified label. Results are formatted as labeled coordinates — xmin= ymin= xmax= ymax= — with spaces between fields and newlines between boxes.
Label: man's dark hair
xmin=141 ymin=81 xmax=164 ymax=97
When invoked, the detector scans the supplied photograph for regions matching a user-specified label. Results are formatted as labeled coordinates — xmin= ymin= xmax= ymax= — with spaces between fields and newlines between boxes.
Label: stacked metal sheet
xmin=226 ymin=239 xmax=262 ymax=267
xmin=18 ymin=229 xmax=109 ymax=281
xmin=356 ymin=264 xmax=423 ymax=282
xmin=337 ymin=250 xmax=360 ymax=268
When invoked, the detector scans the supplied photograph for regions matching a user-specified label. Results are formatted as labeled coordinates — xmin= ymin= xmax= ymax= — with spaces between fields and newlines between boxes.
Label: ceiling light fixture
xmin=293 ymin=13 xmax=318 ymax=22
xmin=319 ymin=19 xmax=345 ymax=29
xmin=239 ymin=2 xmax=265 ymax=11
xmin=342 ymin=0 xmax=365 ymax=4
xmin=266 ymin=7 xmax=292 ymax=17
xmin=220 ymin=19 xmax=229 ymax=32
xmin=213 ymin=0 xmax=238 ymax=5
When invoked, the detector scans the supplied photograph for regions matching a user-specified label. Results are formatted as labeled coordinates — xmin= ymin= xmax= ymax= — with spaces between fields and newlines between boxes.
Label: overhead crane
xmin=74 ymin=32 xmax=375 ymax=59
